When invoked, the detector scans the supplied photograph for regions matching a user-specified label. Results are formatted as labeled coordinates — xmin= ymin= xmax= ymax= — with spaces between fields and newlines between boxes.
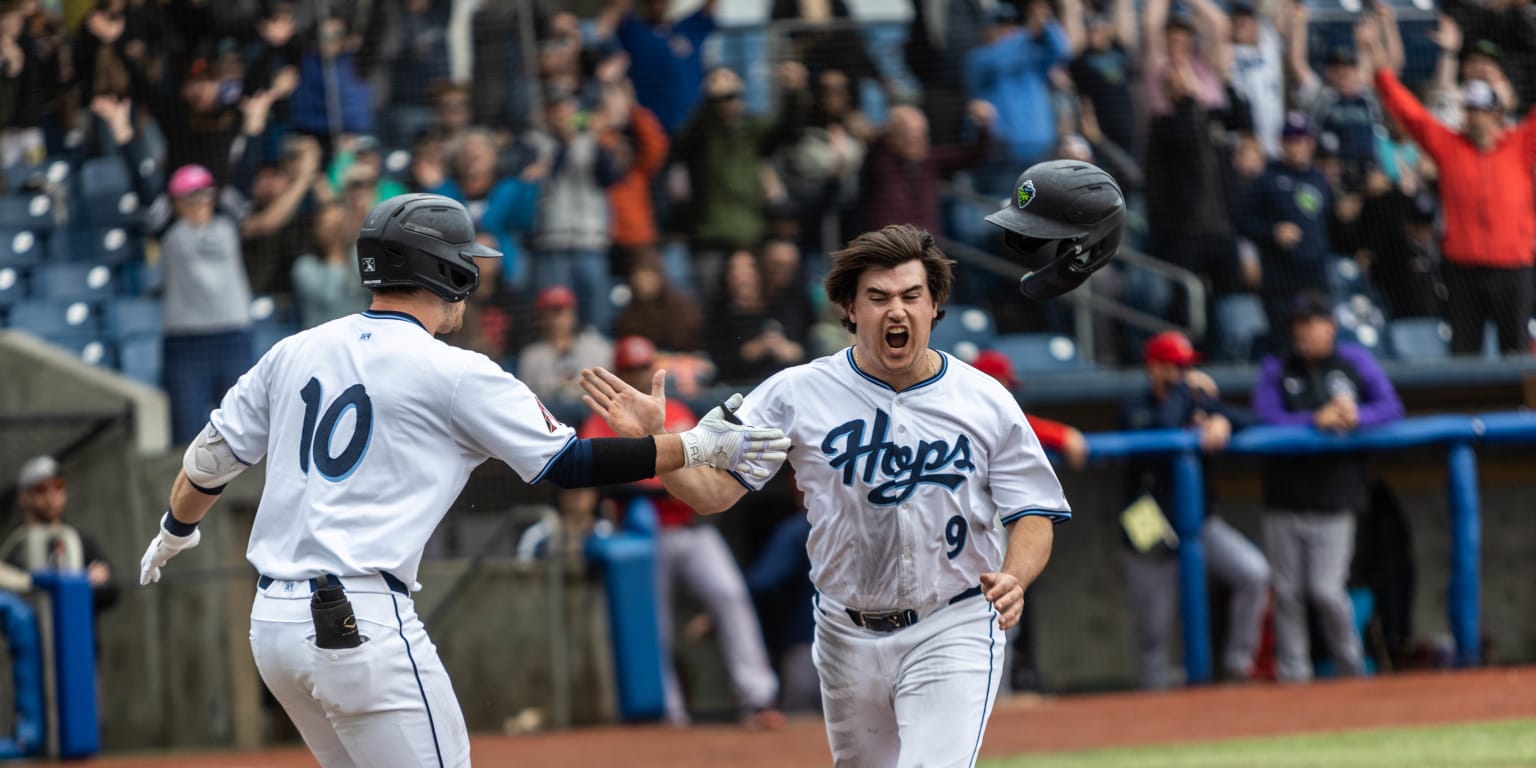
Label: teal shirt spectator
xmin=429 ymin=176 xmax=540 ymax=288
xmin=291 ymin=249 xmax=371 ymax=329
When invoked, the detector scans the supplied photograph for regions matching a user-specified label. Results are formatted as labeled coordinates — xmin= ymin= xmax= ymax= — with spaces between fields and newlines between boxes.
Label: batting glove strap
xmin=161 ymin=509 xmax=200 ymax=540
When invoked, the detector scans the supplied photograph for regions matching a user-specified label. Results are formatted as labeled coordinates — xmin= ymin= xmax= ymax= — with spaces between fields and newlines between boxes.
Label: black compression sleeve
xmin=543 ymin=437 xmax=659 ymax=489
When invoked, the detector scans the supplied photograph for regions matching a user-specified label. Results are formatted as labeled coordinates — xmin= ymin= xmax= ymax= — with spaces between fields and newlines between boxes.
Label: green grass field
xmin=980 ymin=718 xmax=1536 ymax=768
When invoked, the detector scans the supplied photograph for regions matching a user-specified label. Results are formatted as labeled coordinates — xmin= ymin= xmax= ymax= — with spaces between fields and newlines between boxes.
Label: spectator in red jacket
xmin=858 ymin=100 xmax=993 ymax=237
xmin=970 ymin=349 xmax=1088 ymax=470
xmin=1363 ymin=24 xmax=1536 ymax=355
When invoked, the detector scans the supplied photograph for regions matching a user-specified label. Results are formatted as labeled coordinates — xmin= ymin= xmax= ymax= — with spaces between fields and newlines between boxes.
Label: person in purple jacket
xmin=1251 ymin=289 xmax=1404 ymax=682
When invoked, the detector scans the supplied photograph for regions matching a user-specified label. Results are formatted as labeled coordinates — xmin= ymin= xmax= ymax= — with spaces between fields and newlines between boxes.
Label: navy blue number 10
xmin=298 ymin=377 xmax=374 ymax=481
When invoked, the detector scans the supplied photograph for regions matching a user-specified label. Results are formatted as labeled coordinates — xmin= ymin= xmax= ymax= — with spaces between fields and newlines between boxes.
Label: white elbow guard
xmin=183 ymin=423 xmax=248 ymax=492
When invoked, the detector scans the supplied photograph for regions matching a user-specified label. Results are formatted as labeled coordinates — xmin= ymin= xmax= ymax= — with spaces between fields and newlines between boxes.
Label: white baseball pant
xmin=249 ymin=575 xmax=470 ymax=768
xmin=812 ymin=589 xmax=1005 ymax=768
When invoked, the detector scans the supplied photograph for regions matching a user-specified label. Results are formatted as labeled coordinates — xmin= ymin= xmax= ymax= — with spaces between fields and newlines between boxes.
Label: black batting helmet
xmin=356 ymin=193 xmax=500 ymax=302
xmin=984 ymin=160 xmax=1125 ymax=300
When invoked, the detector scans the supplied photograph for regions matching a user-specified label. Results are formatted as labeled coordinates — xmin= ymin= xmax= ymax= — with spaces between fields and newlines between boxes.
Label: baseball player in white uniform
xmin=133 ymin=194 xmax=789 ymax=768
xmin=583 ymin=162 xmax=1125 ymax=766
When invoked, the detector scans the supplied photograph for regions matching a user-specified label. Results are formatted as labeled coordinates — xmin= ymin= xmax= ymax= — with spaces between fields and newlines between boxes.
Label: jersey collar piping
xmin=361 ymin=310 xmax=428 ymax=331
xmin=844 ymin=347 xmax=948 ymax=393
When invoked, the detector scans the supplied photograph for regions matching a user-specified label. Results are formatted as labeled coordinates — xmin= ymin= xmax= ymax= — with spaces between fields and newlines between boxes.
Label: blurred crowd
xmin=0 ymin=0 xmax=1533 ymax=443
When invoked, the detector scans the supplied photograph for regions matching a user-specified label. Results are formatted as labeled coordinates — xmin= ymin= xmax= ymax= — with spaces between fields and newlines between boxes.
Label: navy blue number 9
xmin=945 ymin=515 xmax=967 ymax=560
xmin=298 ymin=377 xmax=374 ymax=481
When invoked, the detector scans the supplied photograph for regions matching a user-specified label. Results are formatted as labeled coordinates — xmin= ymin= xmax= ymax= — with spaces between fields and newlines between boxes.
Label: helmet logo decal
xmin=1017 ymin=179 xmax=1036 ymax=209
xmin=362 ymin=257 xmax=376 ymax=272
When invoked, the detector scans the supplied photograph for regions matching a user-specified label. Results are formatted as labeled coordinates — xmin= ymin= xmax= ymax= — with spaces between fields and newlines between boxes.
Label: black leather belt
xmin=845 ymin=586 xmax=984 ymax=633
xmin=258 ymin=572 xmax=409 ymax=596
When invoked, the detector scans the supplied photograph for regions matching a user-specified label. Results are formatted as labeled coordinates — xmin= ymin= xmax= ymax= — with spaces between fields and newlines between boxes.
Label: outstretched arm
xmin=581 ymin=368 xmax=762 ymax=514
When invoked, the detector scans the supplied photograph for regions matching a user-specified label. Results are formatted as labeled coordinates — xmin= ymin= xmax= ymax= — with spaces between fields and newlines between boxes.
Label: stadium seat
xmin=990 ymin=333 xmax=1085 ymax=372
xmin=0 ymin=265 xmax=24 ymax=307
xmin=117 ymin=334 xmax=162 ymax=387
xmin=42 ymin=332 xmax=112 ymax=367
xmin=0 ymin=228 xmax=44 ymax=267
xmin=101 ymin=298 xmax=162 ymax=340
xmin=929 ymin=304 xmax=997 ymax=359
xmin=49 ymin=225 xmax=140 ymax=265
xmin=74 ymin=190 xmax=141 ymax=228
xmin=33 ymin=262 xmax=115 ymax=302
xmin=1214 ymin=293 xmax=1270 ymax=362
xmin=1388 ymin=317 xmax=1450 ymax=361
xmin=0 ymin=193 xmax=54 ymax=232
xmin=78 ymin=156 xmax=133 ymax=200
xmin=9 ymin=299 xmax=95 ymax=337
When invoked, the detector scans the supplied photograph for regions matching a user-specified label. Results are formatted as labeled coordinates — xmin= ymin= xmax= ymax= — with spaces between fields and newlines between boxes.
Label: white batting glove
xmin=679 ymin=393 xmax=791 ymax=478
xmin=139 ymin=515 xmax=201 ymax=586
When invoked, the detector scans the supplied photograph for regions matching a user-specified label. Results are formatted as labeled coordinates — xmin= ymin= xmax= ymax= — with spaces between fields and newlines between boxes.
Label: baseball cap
xmin=1288 ymin=289 xmax=1334 ymax=321
xmin=1325 ymin=46 xmax=1357 ymax=68
xmin=614 ymin=335 xmax=657 ymax=370
xmin=1166 ymin=11 xmax=1198 ymax=33
xmin=1466 ymin=39 xmax=1504 ymax=64
xmin=16 ymin=455 xmax=58 ymax=490
xmin=168 ymin=164 xmax=215 ymax=198
xmin=1143 ymin=331 xmax=1201 ymax=366
xmin=1228 ymin=0 xmax=1257 ymax=17
xmin=1281 ymin=111 xmax=1313 ymax=140
xmin=971 ymin=349 xmax=1019 ymax=389
xmin=1462 ymin=79 xmax=1501 ymax=112
xmin=535 ymin=285 xmax=577 ymax=312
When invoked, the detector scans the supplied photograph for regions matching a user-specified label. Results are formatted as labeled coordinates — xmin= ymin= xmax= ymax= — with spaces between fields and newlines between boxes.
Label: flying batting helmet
xmin=356 ymin=193 xmax=500 ymax=302
xmin=984 ymin=160 xmax=1125 ymax=300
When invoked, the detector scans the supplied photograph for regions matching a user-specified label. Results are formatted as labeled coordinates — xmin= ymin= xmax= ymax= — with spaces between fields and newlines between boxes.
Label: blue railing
xmin=1081 ymin=410 xmax=1536 ymax=683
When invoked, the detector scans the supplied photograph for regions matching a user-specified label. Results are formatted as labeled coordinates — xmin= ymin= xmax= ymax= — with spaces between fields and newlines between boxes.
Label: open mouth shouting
xmin=884 ymin=325 xmax=911 ymax=351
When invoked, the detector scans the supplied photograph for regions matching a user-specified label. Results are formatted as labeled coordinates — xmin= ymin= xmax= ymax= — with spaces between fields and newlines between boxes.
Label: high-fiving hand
xmin=680 ymin=394 xmax=791 ymax=478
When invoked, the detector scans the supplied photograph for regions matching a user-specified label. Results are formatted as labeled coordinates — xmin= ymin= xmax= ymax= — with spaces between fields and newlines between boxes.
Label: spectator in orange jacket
xmin=1362 ymin=25 xmax=1536 ymax=355
xmin=599 ymin=54 xmax=670 ymax=272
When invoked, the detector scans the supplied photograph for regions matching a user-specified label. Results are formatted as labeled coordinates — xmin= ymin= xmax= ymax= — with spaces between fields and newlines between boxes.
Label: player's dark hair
xmin=823 ymin=224 xmax=953 ymax=332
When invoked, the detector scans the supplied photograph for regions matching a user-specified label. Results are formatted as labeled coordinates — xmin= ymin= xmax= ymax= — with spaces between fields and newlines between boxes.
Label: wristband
xmin=162 ymin=509 xmax=200 ymax=538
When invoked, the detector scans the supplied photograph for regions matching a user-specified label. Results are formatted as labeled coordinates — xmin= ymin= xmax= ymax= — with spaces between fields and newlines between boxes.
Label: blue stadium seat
xmin=33 ymin=262 xmax=115 ymax=302
xmin=42 ymin=332 xmax=113 ymax=366
xmin=78 ymin=156 xmax=133 ymax=200
xmin=9 ymin=299 xmax=96 ymax=337
xmin=991 ymin=333 xmax=1086 ymax=372
xmin=119 ymin=260 xmax=161 ymax=296
xmin=0 ymin=265 xmax=24 ymax=307
xmin=0 ymin=193 xmax=54 ymax=232
xmin=0 ymin=228 xmax=44 ymax=267
xmin=101 ymin=298 xmax=162 ymax=340
xmin=1214 ymin=294 xmax=1270 ymax=362
xmin=74 ymin=190 xmax=141 ymax=228
xmin=1388 ymin=317 xmax=1450 ymax=361
xmin=929 ymin=305 xmax=997 ymax=358
xmin=117 ymin=334 xmax=162 ymax=387
xmin=49 ymin=226 xmax=140 ymax=265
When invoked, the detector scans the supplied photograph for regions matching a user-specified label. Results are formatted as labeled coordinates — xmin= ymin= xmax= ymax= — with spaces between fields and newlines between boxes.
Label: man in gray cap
xmin=3 ymin=457 xmax=119 ymax=616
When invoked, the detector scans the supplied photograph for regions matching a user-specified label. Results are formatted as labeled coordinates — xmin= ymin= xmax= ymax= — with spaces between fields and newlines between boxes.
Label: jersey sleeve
xmin=208 ymin=346 xmax=277 ymax=465
xmin=724 ymin=369 xmax=795 ymax=492
xmin=990 ymin=395 xmax=1071 ymax=526
xmin=449 ymin=354 xmax=578 ymax=484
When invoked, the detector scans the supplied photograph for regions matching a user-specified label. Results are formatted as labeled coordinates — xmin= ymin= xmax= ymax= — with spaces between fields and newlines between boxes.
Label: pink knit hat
xmin=168 ymin=164 xmax=215 ymax=198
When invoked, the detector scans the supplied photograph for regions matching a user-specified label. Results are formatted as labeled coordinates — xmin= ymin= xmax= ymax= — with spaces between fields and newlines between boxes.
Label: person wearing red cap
xmin=515 ymin=285 xmax=614 ymax=402
xmin=969 ymin=347 xmax=1086 ymax=694
xmin=1118 ymin=330 xmax=1270 ymax=688
xmin=970 ymin=350 xmax=1088 ymax=471
xmin=564 ymin=335 xmax=784 ymax=729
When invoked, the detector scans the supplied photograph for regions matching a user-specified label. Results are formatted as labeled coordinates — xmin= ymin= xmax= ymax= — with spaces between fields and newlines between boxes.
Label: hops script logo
xmin=821 ymin=409 xmax=974 ymax=505
xmin=1017 ymin=179 xmax=1036 ymax=209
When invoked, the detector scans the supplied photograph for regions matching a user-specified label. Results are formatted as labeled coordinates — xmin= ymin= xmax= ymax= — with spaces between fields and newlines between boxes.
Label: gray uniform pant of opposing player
xmin=813 ymin=590 xmax=1004 ymax=768
xmin=655 ymin=525 xmax=778 ymax=723
xmin=1263 ymin=510 xmax=1365 ymax=682
xmin=1121 ymin=516 xmax=1271 ymax=688
xmin=249 ymin=577 xmax=470 ymax=768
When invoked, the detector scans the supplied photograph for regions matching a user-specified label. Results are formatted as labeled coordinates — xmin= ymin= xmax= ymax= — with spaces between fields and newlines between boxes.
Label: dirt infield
xmin=76 ymin=667 xmax=1535 ymax=767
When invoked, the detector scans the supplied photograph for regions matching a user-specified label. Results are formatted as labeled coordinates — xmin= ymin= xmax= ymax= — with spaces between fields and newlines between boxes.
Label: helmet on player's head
xmin=984 ymin=160 xmax=1125 ymax=300
xmin=356 ymin=193 xmax=500 ymax=302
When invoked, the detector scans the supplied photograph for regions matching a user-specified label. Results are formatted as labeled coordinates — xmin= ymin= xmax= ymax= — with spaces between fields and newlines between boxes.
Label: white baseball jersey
xmin=732 ymin=348 xmax=1070 ymax=611
xmin=210 ymin=309 xmax=575 ymax=587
